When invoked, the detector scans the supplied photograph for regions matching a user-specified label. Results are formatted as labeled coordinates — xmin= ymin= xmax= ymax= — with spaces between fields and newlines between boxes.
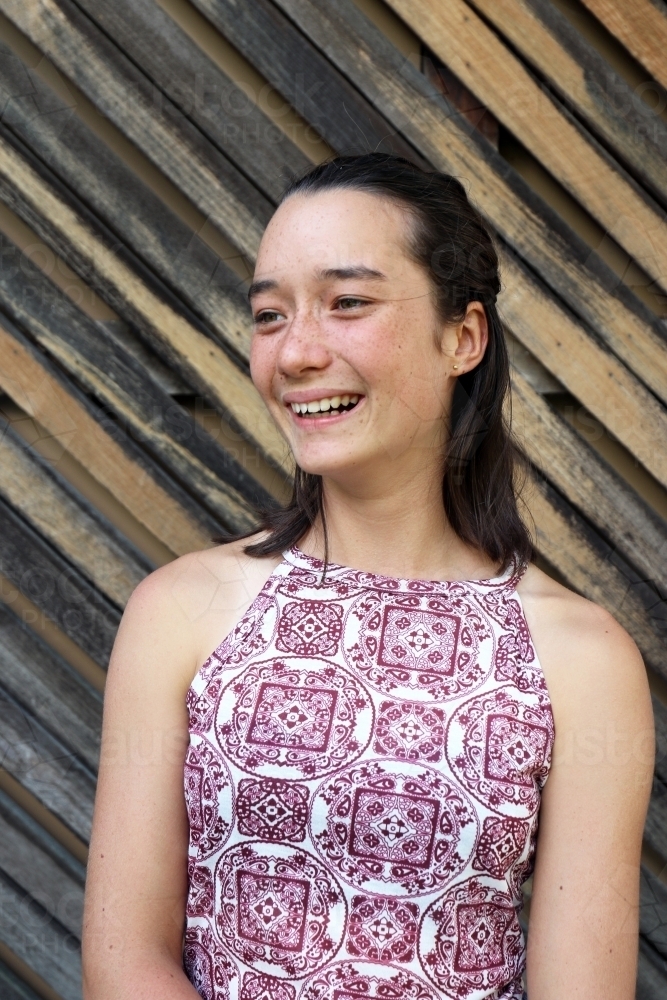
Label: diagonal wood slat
xmin=0 ymin=316 xmax=219 ymax=555
xmin=580 ymin=0 xmax=667 ymax=94
xmin=523 ymin=470 xmax=666 ymax=678
xmin=0 ymin=958 xmax=44 ymax=1000
xmin=189 ymin=0 xmax=427 ymax=163
xmin=386 ymin=0 xmax=667 ymax=292
xmin=0 ymin=869 xmax=80 ymax=1000
xmin=0 ymin=789 xmax=85 ymax=939
xmin=468 ymin=0 xmax=667 ymax=206
xmin=0 ymin=682 xmax=95 ymax=842
xmin=0 ymin=495 xmax=121 ymax=666
xmin=511 ymin=367 xmax=667 ymax=596
xmin=0 ymin=42 xmax=254 ymax=363
xmin=500 ymin=250 xmax=667 ymax=491
xmin=0 ymin=125 xmax=289 ymax=472
xmin=0 ymin=418 xmax=150 ymax=607
xmin=73 ymin=0 xmax=312 ymax=201
xmin=637 ymin=936 xmax=667 ymax=1000
xmin=0 ymin=601 xmax=102 ymax=772
xmin=0 ymin=226 xmax=264 ymax=531
xmin=0 ymin=0 xmax=271 ymax=260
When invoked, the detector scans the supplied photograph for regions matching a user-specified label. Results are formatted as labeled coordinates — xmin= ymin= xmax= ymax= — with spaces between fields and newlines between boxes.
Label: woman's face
xmin=249 ymin=188 xmax=478 ymax=485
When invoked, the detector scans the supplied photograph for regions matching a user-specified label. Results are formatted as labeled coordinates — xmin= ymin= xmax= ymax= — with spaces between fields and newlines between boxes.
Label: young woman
xmin=82 ymin=154 xmax=654 ymax=1000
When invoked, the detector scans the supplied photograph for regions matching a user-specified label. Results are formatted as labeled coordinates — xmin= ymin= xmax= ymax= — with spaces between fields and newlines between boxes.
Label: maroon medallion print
xmin=419 ymin=878 xmax=524 ymax=997
xmin=343 ymin=592 xmax=493 ymax=700
xmin=240 ymin=971 xmax=296 ymax=1000
xmin=300 ymin=961 xmax=439 ymax=1000
xmin=198 ymin=595 xmax=278 ymax=685
xmin=276 ymin=601 xmax=343 ymax=656
xmin=472 ymin=817 xmax=529 ymax=879
xmin=311 ymin=761 xmax=477 ymax=895
xmin=215 ymin=842 xmax=346 ymax=978
xmin=183 ymin=922 xmax=236 ymax=1000
xmin=447 ymin=686 xmax=554 ymax=815
xmin=184 ymin=549 xmax=554 ymax=999
xmin=346 ymin=895 xmax=419 ymax=963
xmin=237 ymin=777 xmax=309 ymax=842
xmin=187 ymin=858 xmax=215 ymax=917
xmin=373 ymin=701 xmax=446 ymax=763
xmin=184 ymin=737 xmax=233 ymax=860
xmin=216 ymin=658 xmax=373 ymax=779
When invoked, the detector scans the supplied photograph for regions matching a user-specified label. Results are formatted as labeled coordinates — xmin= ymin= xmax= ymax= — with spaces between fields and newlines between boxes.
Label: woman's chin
xmin=293 ymin=450 xmax=369 ymax=481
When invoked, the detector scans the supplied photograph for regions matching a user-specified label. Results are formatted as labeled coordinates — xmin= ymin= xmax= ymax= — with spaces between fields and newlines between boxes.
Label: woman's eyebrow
xmin=248 ymin=265 xmax=386 ymax=301
xmin=317 ymin=265 xmax=387 ymax=281
xmin=247 ymin=278 xmax=278 ymax=301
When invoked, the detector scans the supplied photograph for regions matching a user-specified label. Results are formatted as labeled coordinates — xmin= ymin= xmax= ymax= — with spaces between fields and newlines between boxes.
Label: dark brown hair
xmin=233 ymin=153 xmax=531 ymax=572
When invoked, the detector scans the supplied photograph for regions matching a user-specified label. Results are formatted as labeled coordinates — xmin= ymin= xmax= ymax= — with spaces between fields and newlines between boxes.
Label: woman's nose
xmin=277 ymin=310 xmax=332 ymax=377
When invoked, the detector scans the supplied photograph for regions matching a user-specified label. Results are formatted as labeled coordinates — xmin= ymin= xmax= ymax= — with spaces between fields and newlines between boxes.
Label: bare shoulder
xmin=517 ymin=563 xmax=651 ymax=727
xmin=127 ymin=535 xmax=276 ymax=613
xmin=112 ymin=536 xmax=282 ymax=690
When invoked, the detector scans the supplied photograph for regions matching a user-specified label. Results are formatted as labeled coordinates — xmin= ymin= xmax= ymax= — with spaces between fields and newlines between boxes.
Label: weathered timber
xmin=0 ymin=495 xmax=120 ymax=666
xmin=0 ymin=314 xmax=223 ymax=555
xmin=0 ymin=239 xmax=267 ymax=533
xmin=0 ymin=789 xmax=85 ymax=938
xmin=0 ymin=682 xmax=95 ymax=842
xmin=73 ymin=0 xmax=310 ymax=200
xmin=580 ymin=0 xmax=667 ymax=93
xmin=469 ymin=0 xmax=667 ymax=206
xmin=0 ymin=417 xmax=150 ymax=607
xmin=386 ymin=0 xmax=667 ymax=292
xmin=638 ymin=936 xmax=667 ymax=1000
xmin=644 ymin=698 xmax=667 ymax=870
xmin=272 ymin=0 xmax=667 ymax=412
xmin=0 ymin=601 xmax=102 ymax=772
xmin=0 ymin=959 xmax=43 ymax=1000
xmin=0 ymin=869 xmax=81 ymax=1000
xmin=8 ymin=0 xmax=667 ymax=429
xmin=654 ymin=697 xmax=667 ymax=789
xmin=511 ymin=367 xmax=667 ymax=595
xmin=0 ymin=125 xmax=289 ymax=473
xmin=645 ymin=778 xmax=667 ymax=862
xmin=524 ymin=470 xmax=667 ymax=678
xmin=501 ymin=250 xmax=667 ymax=490
xmin=189 ymin=0 xmax=427 ymax=162
xmin=0 ymin=0 xmax=271 ymax=260
xmin=641 ymin=865 xmax=667 ymax=962
xmin=0 ymin=43 xmax=253 ymax=362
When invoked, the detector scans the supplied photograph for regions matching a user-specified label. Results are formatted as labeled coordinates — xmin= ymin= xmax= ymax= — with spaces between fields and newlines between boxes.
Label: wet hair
xmin=234 ymin=153 xmax=532 ymax=572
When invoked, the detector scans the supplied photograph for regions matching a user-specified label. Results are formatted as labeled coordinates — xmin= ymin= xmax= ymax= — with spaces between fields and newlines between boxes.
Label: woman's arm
xmin=82 ymin=542 xmax=277 ymax=999
xmin=82 ymin=558 xmax=200 ymax=999
xmin=521 ymin=574 xmax=654 ymax=999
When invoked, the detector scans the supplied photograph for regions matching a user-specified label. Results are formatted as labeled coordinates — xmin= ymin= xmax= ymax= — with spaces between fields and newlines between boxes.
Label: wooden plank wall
xmin=0 ymin=0 xmax=665 ymax=995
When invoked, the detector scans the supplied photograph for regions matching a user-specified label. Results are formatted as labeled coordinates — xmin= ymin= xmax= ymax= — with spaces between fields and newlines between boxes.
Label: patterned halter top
xmin=183 ymin=546 xmax=554 ymax=1000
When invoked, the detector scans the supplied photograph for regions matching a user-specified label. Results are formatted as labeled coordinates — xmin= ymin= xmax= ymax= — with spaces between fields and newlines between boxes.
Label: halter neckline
xmin=281 ymin=544 xmax=524 ymax=591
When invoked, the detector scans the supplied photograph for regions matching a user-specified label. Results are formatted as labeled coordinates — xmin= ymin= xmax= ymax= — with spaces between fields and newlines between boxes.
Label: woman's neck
xmin=299 ymin=468 xmax=500 ymax=583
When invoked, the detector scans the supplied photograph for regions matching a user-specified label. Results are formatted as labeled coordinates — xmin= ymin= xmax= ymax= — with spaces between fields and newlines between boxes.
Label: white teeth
xmin=289 ymin=394 xmax=362 ymax=415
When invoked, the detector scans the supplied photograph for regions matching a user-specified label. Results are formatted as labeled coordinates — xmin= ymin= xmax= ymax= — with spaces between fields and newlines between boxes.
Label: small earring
xmin=452 ymin=364 xmax=459 ymax=371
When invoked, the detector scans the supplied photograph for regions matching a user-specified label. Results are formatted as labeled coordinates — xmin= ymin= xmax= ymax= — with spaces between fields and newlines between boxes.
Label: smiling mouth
xmin=289 ymin=394 xmax=362 ymax=418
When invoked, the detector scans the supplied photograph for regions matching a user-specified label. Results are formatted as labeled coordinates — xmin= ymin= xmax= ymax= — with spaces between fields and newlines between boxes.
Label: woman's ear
xmin=449 ymin=301 xmax=489 ymax=374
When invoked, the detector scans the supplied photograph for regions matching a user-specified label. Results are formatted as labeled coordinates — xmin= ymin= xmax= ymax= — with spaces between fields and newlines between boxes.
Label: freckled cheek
xmin=249 ymin=338 xmax=279 ymax=403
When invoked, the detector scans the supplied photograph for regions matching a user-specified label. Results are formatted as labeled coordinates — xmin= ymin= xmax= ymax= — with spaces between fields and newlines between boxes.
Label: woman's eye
xmin=254 ymin=310 xmax=283 ymax=325
xmin=335 ymin=296 xmax=367 ymax=310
